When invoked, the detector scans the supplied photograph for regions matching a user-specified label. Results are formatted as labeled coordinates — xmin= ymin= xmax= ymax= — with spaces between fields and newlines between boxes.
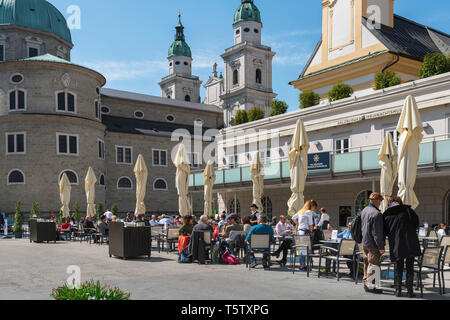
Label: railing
xmin=189 ymin=135 xmax=450 ymax=188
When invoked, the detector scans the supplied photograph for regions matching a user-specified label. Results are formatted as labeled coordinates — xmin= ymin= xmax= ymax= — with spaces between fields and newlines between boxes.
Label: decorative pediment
xmin=25 ymin=36 xmax=43 ymax=44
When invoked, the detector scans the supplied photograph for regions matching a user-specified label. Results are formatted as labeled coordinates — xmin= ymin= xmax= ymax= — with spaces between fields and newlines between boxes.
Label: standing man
xmin=249 ymin=204 xmax=260 ymax=225
xmin=361 ymin=192 xmax=385 ymax=294
xmin=104 ymin=209 xmax=113 ymax=221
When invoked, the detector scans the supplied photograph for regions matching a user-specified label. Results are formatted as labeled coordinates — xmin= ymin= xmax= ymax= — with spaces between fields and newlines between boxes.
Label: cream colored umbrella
xmin=397 ymin=95 xmax=424 ymax=209
xmin=134 ymin=154 xmax=148 ymax=217
xmin=85 ymin=167 xmax=97 ymax=218
xmin=250 ymin=152 xmax=265 ymax=217
xmin=378 ymin=133 xmax=398 ymax=213
xmin=59 ymin=173 xmax=71 ymax=218
xmin=203 ymin=160 xmax=216 ymax=217
xmin=287 ymin=119 xmax=310 ymax=216
xmin=173 ymin=144 xmax=191 ymax=217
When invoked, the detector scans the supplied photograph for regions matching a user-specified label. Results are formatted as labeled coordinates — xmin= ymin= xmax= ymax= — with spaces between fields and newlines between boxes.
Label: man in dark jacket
xmin=361 ymin=192 xmax=385 ymax=294
xmin=383 ymin=196 xmax=421 ymax=298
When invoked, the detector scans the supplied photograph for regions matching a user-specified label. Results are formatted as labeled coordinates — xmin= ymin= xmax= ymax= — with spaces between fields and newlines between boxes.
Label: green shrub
xmin=73 ymin=201 xmax=82 ymax=222
xmin=247 ymin=106 xmax=265 ymax=122
xmin=374 ymin=70 xmax=401 ymax=90
xmin=96 ymin=203 xmax=104 ymax=221
xmin=270 ymin=99 xmax=288 ymax=116
xmin=299 ymin=90 xmax=320 ymax=109
xmin=31 ymin=202 xmax=41 ymax=219
xmin=328 ymin=82 xmax=354 ymax=102
xmin=419 ymin=53 xmax=450 ymax=79
xmin=111 ymin=204 xmax=118 ymax=217
xmin=233 ymin=109 xmax=248 ymax=125
xmin=58 ymin=210 xmax=64 ymax=225
xmin=13 ymin=200 xmax=23 ymax=233
xmin=51 ymin=281 xmax=131 ymax=300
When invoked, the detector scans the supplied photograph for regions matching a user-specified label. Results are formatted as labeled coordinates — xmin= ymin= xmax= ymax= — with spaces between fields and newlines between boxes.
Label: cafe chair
xmin=318 ymin=239 xmax=357 ymax=282
xmin=164 ymin=227 xmax=180 ymax=254
xmin=227 ymin=231 xmax=248 ymax=261
xmin=439 ymin=236 xmax=450 ymax=248
xmin=441 ymin=245 xmax=450 ymax=294
xmin=380 ymin=240 xmax=396 ymax=280
xmin=246 ymin=233 xmax=271 ymax=270
xmin=290 ymin=235 xmax=321 ymax=277
xmin=322 ymin=230 xmax=332 ymax=241
xmin=414 ymin=246 xmax=444 ymax=297
xmin=61 ymin=224 xmax=72 ymax=241
xmin=151 ymin=226 xmax=164 ymax=253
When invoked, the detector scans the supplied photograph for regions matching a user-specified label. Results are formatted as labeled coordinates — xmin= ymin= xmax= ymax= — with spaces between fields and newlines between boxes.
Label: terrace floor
xmin=0 ymin=239 xmax=449 ymax=300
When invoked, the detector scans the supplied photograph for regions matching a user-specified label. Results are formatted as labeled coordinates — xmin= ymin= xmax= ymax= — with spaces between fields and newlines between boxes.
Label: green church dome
xmin=234 ymin=0 xmax=261 ymax=24
xmin=0 ymin=0 xmax=72 ymax=44
xmin=168 ymin=14 xmax=191 ymax=59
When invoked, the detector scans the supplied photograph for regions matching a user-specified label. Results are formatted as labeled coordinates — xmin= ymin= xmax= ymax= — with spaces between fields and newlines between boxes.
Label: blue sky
xmin=54 ymin=0 xmax=449 ymax=112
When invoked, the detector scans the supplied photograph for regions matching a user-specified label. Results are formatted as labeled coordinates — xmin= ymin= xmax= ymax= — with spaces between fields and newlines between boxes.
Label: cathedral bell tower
xmin=159 ymin=14 xmax=202 ymax=103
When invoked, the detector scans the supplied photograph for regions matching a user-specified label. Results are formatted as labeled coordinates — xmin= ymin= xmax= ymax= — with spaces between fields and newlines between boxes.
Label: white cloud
xmin=273 ymin=52 xmax=311 ymax=66
xmin=76 ymin=60 xmax=167 ymax=81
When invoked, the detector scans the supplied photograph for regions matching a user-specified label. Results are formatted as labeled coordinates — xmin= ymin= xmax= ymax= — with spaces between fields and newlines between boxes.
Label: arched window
xmin=262 ymin=196 xmax=272 ymax=215
xmin=117 ymin=177 xmax=132 ymax=189
xmin=228 ymin=198 xmax=241 ymax=215
xmin=185 ymin=95 xmax=191 ymax=102
xmin=256 ymin=69 xmax=262 ymax=84
xmin=59 ymin=170 xmax=78 ymax=185
xmin=7 ymin=169 xmax=25 ymax=184
xmin=153 ymin=178 xmax=168 ymax=191
xmin=233 ymin=70 xmax=239 ymax=85
xmin=56 ymin=91 xmax=76 ymax=112
xmin=99 ymin=174 xmax=105 ymax=186
xmin=355 ymin=190 xmax=372 ymax=214
xmin=9 ymin=89 xmax=26 ymax=111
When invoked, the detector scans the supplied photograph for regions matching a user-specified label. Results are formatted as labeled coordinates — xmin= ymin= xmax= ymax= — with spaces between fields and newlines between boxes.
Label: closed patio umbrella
xmin=287 ymin=119 xmax=310 ymax=216
xmin=134 ymin=154 xmax=148 ymax=217
xmin=59 ymin=173 xmax=71 ymax=218
xmin=397 ymin=95 xmax=424 ymax=210
xmin=203 ymin=160 xmax=216 ymax=217
xmin=85 ymin=167 xmax=97 ymax=218
xmin=378 ymin=133 xmax=398 ymax=213
xmin=250 ymin=152 xmax=265 ymax=218
xmin=174 ymin=144 xmax=191 ymax=217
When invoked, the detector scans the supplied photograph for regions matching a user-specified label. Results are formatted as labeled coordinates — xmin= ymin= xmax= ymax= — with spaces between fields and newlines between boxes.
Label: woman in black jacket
xmin=383 ymin=196 xmax=421 ymax=298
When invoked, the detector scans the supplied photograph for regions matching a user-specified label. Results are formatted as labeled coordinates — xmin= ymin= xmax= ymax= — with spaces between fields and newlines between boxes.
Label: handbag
xmin=178 ymin=235 xmax=190 ymax=253
xmin=222 ymin=250 xmax=240 ymax=265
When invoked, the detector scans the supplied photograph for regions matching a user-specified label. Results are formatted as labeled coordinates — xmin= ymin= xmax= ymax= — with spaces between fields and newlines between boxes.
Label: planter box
xmin=109 ymin=222 xmax=151 ymax=260
xmin=29 ymin=220 xmax=56 ymax=243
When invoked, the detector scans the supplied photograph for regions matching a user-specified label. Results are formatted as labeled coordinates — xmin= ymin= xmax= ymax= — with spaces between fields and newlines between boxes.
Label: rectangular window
xmin=9 ymin=90 xmax=26 ymax=111
xmin=116 ymin=146 xmax=132 ymax=164
xmin=57 ymin=134 xmax=78 ymax=155
xmin=68 ymin=94 xmax=75 ymax=112
xmin=259 ymin=150 xmax=271 ymax=164
xmin=153 ymin=149 xmax=167 ymax=166
xmin=0 ymin=44 xmax=4 ymax=62
xmin=28 ymin=46 xmax=39 ymax=58
xmin=6 ymin=133 xmax=25 ymax=154
xmin=190 ymin=152 xmax=199 ymax=169
xmin=227 ymin=154 xmax=238 ymax=169
xmin=335 ymin=137 xmax=350 ymax=154
xmin=98 ymin=139 xmax=105 ymax=160
xmin=385 ymin=129 xmax=400 ymax=145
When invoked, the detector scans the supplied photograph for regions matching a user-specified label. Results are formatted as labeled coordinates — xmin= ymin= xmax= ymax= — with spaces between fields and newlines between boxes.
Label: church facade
xmin=0 ymin=0 xmax=225 ymax=215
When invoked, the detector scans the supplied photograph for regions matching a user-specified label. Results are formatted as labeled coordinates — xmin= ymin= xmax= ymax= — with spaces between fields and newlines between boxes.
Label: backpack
xmin=178 ymin=247 xmax=192 ymax=264
xmin=222 ymin=250 xmax=240 ymax=265
xmin=351 ymin=215 xmax=363 ymax=244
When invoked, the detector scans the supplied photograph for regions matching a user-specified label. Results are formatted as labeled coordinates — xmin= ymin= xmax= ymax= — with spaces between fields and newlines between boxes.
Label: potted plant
xmin=30 ymin=202 xmax=41 ymax=220
xmin=13 ymin=200 xmax=23 ymax=238
xmin=73 ymin=201 xmax=82 ymax=223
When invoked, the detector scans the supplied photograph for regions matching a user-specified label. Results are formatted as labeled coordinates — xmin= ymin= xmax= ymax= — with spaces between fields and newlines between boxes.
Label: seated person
xmin=222 ymin=214 xmax=243 ymax=239
xmin=159 ymin=215 xmax=174 ymax=226
xmin=246 ymin=216 xmax=275 ymax=268
xmin=125 ymin=212 xmax=134 ymax=223
xmin=111 ymin=216 xmax=117 ymax=223
xmin=51 ymin=216 xmax=61 ymax=241
xmin=272 ymin=215 xmax=295 ymax=266
xmin=218 ymin=212 xmax=227 ymax=233
xmin=189 ymin=215 xmax=214 ymax=264
xmin=97 ymin=215 xmax=109 ymax=242
xmin=337 ymin=221 xmax=355 ymax=278
xmin=137 ymin=214 xmax=150 ymax=226
xmin=179 ymin=216 xmax=194 ymax=236
xmin=149 ymin=215 xmax=159 ymax=226
xmin=438 ymin=224 xmax=447 ymax=240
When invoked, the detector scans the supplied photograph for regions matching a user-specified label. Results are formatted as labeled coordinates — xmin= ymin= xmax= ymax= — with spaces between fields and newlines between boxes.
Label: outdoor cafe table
xmin=29 ymin=220 xmax=56 ymax=243
xmin=109 ymin=222 xmax=151 ymax=260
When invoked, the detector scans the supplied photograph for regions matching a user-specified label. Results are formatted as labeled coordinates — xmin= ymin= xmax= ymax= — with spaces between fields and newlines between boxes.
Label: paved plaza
xmin=0 ymin=239 xmax=448 ymax=300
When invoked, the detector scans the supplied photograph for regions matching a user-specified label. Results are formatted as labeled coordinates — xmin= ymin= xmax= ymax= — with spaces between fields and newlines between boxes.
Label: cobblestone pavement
xmin=0 ymin=239 xmax=448 ymax=300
